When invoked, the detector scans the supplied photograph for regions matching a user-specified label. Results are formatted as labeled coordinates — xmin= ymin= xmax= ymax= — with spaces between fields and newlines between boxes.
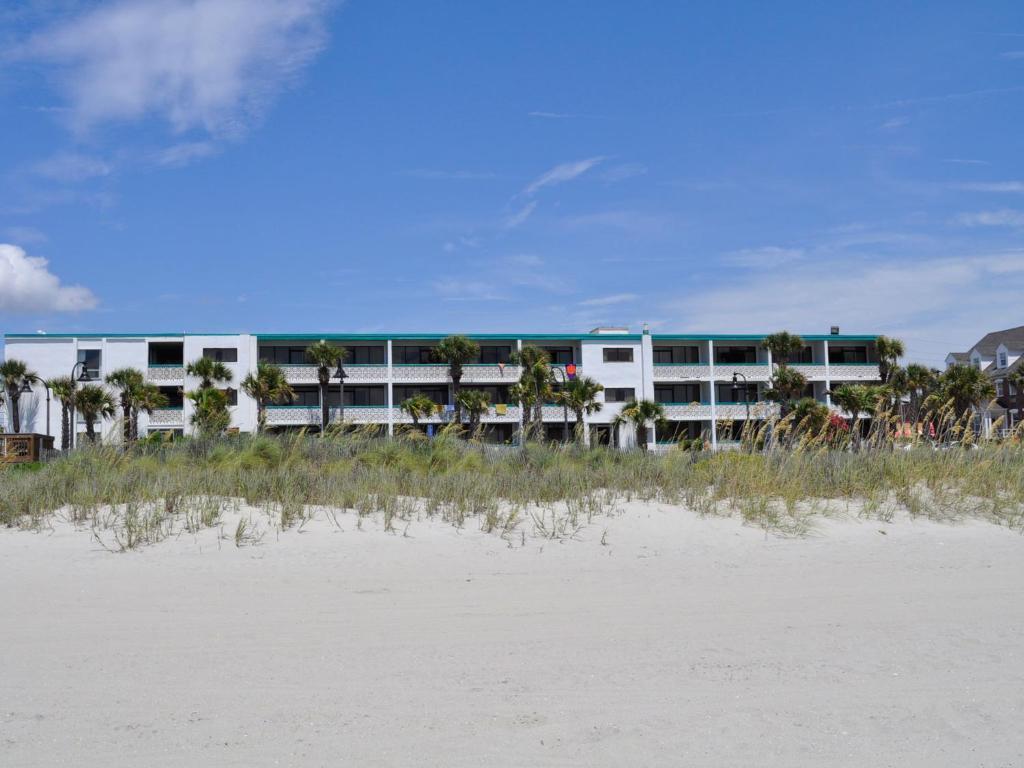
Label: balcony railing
xmin=659 ymin=401 xmax=780 ymax=420
xmin=712 ymin=362 xmax=771 ymax=381
xmin=146 ymin=365 xmax=184 ymax=382
xmin=652 ymin=363 xmax=709 ymax=380
xmin=265 ymin=404 xmax=523 ymax=426
xmin=280 ymin=364 xmax=389 ymax=384
xmin=391 ymin=364 xmax=522 ymax=383
xmin=828 ymin=363 xmax=881 ymax=381
xmin=148 ymin=407 xmax=184 ymax=426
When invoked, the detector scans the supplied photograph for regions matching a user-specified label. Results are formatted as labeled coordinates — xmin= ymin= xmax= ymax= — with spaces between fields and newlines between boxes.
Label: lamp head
xmin=19 ymin=379 xmax=33 ymax=395
xmin=77 ymin=368 xmax=92 ymax=382
xmin=334 ymin=363 xmax=347 ymax=381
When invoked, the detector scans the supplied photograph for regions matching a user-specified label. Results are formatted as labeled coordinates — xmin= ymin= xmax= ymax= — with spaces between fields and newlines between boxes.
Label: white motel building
xmin=3 ymin=327 xmax=882 ymax=447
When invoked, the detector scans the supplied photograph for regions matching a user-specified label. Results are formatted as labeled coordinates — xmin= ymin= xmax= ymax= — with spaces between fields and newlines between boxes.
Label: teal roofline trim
xmin=7 ymin=331 xmax=876 ymax=342
xmin=651 ymin=334 xmax=879 ymax=341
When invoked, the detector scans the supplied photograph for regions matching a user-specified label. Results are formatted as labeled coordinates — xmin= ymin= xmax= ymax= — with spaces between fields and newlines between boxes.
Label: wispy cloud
xmin=562 ymin=209 xmax=675 ymax=236
xmin=954 ymin=209 xmax=1024 ymax=227
xmin=18 ymin=0 xmax=332 ymax=136
xmin=880 ymin=116 xmax=910 ymax=130
xmin=503 ymin=200 xmax=537 ymax=230
xmin=1000 ymin=51 xmax=1024 ymax=59
xmin=601 ymin=162 xmax=648 ymax=183
xmin=723 ymin=246 xmax=805 ymax=268
xmin=4 ymin=226 xmax=48 ymax=245
xmin=33 ymin=152 xmax=111 ymax=182
xmin=432 ymin=278 xmax=508 ymax=302
xmin=153 ymin=141 xmax=219 ymax=168
xmin=579 ymin=293 xmax=638 ymax=307
xmin=950 ymin=181 xmax=1024 ymax=192
xmin=522 ymin=156 xmax=604 ymax=196
xmin=942 ymin=158 xmax=991 ymax=166
xmin=0 ymin=243 xmax=98 ymax=312
xmin=528 ymin=111 xmax=575 ymax=119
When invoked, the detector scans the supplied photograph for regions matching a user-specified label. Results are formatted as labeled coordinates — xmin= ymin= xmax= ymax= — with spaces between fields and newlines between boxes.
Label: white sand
xmin=2 ymin=504 xmax=1023 ymax=767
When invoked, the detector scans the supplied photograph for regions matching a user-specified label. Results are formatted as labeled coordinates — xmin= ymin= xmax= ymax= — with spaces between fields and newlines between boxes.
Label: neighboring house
xmin=946 ymin=325 xmax=1024 ymax=432
xmin=4 ymin=327 xmax=882 ymax=448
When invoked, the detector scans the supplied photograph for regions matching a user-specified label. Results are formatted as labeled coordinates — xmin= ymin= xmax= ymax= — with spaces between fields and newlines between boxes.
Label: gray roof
xmin=948 ymin=324 xmax=1024 ymax=362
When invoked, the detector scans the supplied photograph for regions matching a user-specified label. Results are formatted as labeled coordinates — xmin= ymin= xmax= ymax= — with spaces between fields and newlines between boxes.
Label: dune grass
xmin=2 ymin=426 xmax=1023 ymax=547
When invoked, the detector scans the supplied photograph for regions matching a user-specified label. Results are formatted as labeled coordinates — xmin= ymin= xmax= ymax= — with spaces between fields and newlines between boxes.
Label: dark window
xmin=220 ymin=388 xmax=239 ymax=406
xmin=259 ymin=346 xmax=312 ymax=365
xmin=286 ymin=386 xmax=326 ymax=407
xmin=655 ymin=384 xmax=700 ymax=403
xmin=77 ymin=349 xmax=101 ymax=378
xmin=348 ymin=346 xmax=386 ymax=364
xmin=786 ymin=346 xmax=813 ymax=364
xmin=343 ymin=386 xmax=387 ymax=406
xmin=475 ymin=346 xmax=513 ymax=364
xmin=203 ymin=347 xmax=238 ymax=363
xmin=715 ymin=346 xmax=757 ymax=364
xmin=542 ymin=347 xmax=575 ymax=365
xmin=605 ymin=387 xmax=636 ymax=403
xmin=716 ymin=383 xmax=759 ymax=402
xmin=463 ymin=385 xmax=510 ymax=404
xmin=148 ymin=342 xmax=184 ymax=365
xmin=603 ymin=348 xmax=634 ymax=363
xmin=158 ymin=386 xmax=183 ymax=408
xmin=828 ymin=346 xmax=869 ymax=364
xmin=653 ymin=345 xmax=700 ymax=364
xmin=658 ymin=421 xmax=702 ymax=442
xmin=392 ymin=385 xmax=449 ymax=405
xmin=393 ymin=345 xmax=437 ymax=364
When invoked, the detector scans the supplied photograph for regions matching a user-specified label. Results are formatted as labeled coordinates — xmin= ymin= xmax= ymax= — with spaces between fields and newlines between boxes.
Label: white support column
xmin=824 ymin=339 xmax=832 ymax=407
xmin=708 ymin=339 xmax=717 ymax=450
xmin=516 ymin=339 xmax=524 ymax=445
xmin=386 ymin=339 xmax=394 ymax=436
xmin=641 ymin=324 xmax=654 ymax=447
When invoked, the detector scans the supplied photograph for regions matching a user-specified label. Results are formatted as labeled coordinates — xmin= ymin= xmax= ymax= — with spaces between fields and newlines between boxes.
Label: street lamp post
xmin=19 ymin=378 xmax=52 ymax=439
xmin=551 ymin=366 xmax=569 ymax=443
xmin=731 ymin=371 xmax=751 ymax=428
xmin=333 ymin=362 xmax=348 ymax=429
xmin=68 ymin=361 xmax=94 ymax=451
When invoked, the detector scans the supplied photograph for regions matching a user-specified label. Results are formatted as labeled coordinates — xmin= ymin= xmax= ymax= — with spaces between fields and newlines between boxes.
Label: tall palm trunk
xmin=256 ymin=400 xmax=267 ymax=433
xmin=121 ymin=393 xmax=132 ymax=445
xmin=60 ymin=402 xmax=71 ymax=450
xmin=6 ymin=385 xmax=21 ymax=433
xmin=318 ymin=371 xmax=330 ymax=436
xmin=85 ymin=418 xmax=97 ymax=443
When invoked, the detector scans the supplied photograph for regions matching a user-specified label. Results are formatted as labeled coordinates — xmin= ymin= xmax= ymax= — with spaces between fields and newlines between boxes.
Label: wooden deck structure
xmin=0 ymin=433 xmax=55 ymax=464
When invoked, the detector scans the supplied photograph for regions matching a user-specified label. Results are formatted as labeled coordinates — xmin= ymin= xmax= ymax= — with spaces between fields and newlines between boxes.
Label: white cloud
xmin=954 ymin=209 xmax=1024 ymax=227
xmin=20 ymin=0 xmax=332 ymax=136
xmin=880 ymin=116 xmax=909 ymax=130
xmin=4 ymin=226 xmax=48 ymax=245
xmin=579 ymin=293 xmax=638 ymax=307
xmin=503 ymin=200 xmax=537 ymax=230
xmin=601 ymin=163 xmax=648 ymax=183
xmin=33 ymin=152 xmax=111 ymax=182
xmin=0 ymin=244 xmax=98 ymax=312
xmin=522 ymin=156 xmax=604 ymax=196
xmin=667 ymin=253 xmax=1024 ymax=368
xmin=528 ymin=111 xmax=574 ymax=119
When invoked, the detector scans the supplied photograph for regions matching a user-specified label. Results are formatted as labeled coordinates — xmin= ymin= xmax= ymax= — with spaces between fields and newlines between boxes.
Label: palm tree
xmin=105 ymin=367 xmax=145 ymax=445
xmin=510 ymin=345 xmax=552 ymax=438
xmin=432 ymin=335 xmax=480 ymax=422
xmin=186 ymin=356 xmax=232 ymax=389
xmin=763 ymin=331 xmax=804 ymax=368
xmin=875 ymin=335 xmax=905 ymax=384
xmin=455 ymin=389 xmax=490 ymax=439
xmin=620 ymin=399 xmax=666 ymax=451
xmin=74 ymin=385 xmax=115 ymax=443
xmin=902 ymin=363 xmax=937 ymax=429
xmin=47 ymin=376 xmax=76 ymax=450
xmin=241 ymin=362 xmax=294 ymax=433
xmin=929 ymin=364 xmax=996 ymax=421
xmin=187 ymin=387 xmax=230 ymax=437
xmin=305 ymin=340 xmax=347 ymax=436
xmin=133 ymin=383 xmax=169 ymax=440
xmin=790 ymin=396 xmax=830 ymax=438
xmin=553 ymin=376 xmax=604 ymax=445
xmin=765 ymin=366 xmax=808 ymax=416
xmin=830 ymin=383 xmax=883 ymax=448
xmin=0 ymin=359 xmax=38 ymax=433
xmin=1008 ymin=367 xmax=1024 ymax=431
xmin=400 ymin=393 xmax=437 ymax=427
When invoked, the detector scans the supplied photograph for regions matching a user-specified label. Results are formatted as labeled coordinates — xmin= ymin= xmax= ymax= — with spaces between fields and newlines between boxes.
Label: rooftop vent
xmin=589 ymin=326 xmax=630 ymax=335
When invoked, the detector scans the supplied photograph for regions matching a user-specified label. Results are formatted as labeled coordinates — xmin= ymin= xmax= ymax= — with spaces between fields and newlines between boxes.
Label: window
xmin=999 ymin=351 xmax=1008 ymax=368
xmin=392 ymin=385 xmax=448 ymax=405
xmin=259 ymin=346 xmax=311 ymax=365
xmin=158 ymin=386 xmax=184 ymax=409
xmin=77 ymin=349 xmax=101 ymax=379
xmin=344 ymin=386 xmax=387 ymax=406
xmin=996 ymin=380 xmax=1004 ymax=397
xmin=655 ymin=384 xmax=700 ymax=404
xmin=348 ymin=346 xmax=386 ymax=365
xmin=716 ymin=383 xmax=762 ymax=402
xmin=475 ymin=346 xmax=513 ymax=365
xmin=653 ymin=345 xmax=700 ymax=364
xmin=541 ymin=347 xmax=575 ymax=365
xmin=787 ymin=347 xmax=813 ymax=364
xmin=393 ymin=345 xmax=437 ymax=364
xmin=605 ymin=388 xmax=636 ymax=403
xmin=715 ymin=346 xmax=757 ymax=364
xmin=220 ymin=388 xmax=238 ymax=406
xmin=463 ymin=385 xmax=510 ymax=404
xmin=148 ymin=342 xmax=183 ymax=365
xmin=603 ymin=348 xmax=634 ymax=363
xmin=203 ymin=347 xmax=238 ymax=363
xmin=828 ymin=346 xmax=869 ymax=364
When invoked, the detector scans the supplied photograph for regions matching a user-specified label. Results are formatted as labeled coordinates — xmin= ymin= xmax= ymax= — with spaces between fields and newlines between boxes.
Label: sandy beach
xmin=2 ymin=504 xmax=1023 ymax=767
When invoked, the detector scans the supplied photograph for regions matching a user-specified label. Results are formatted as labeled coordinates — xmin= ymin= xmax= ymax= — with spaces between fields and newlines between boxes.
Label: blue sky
xmin=2 ymin=1 xmax=1024 ymax=366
